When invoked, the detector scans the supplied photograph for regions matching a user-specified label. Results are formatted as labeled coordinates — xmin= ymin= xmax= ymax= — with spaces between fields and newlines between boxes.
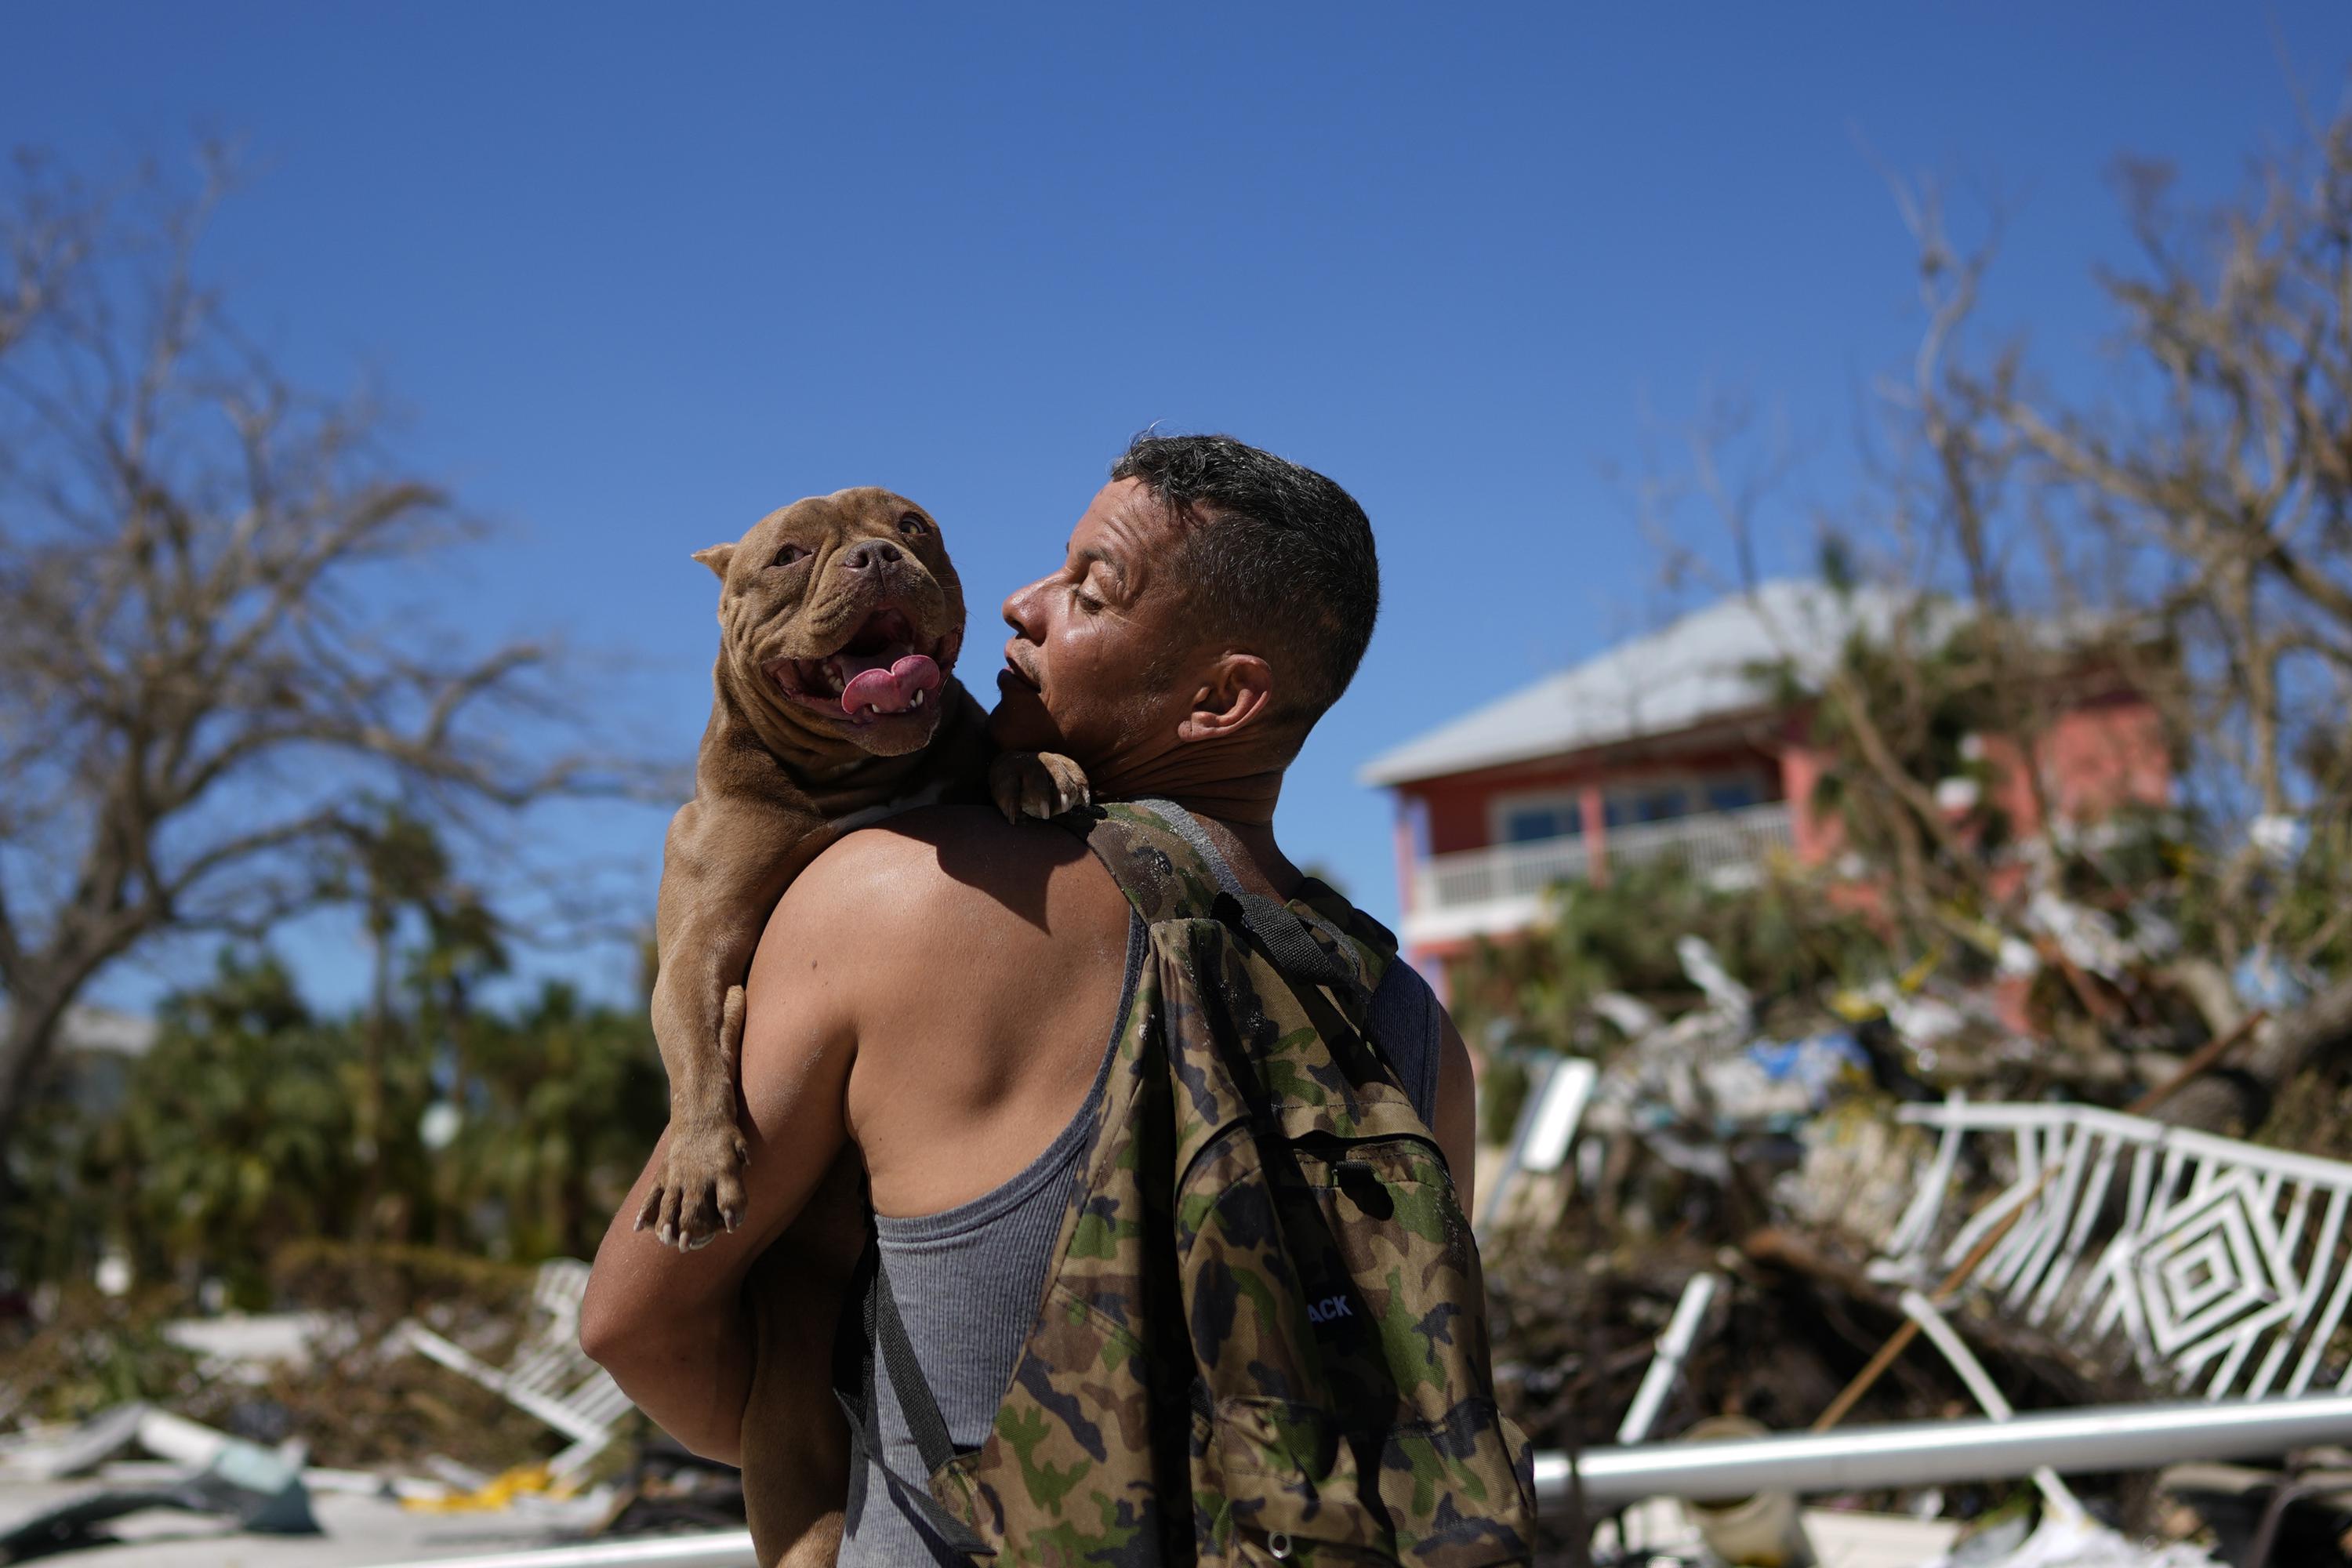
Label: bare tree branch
xmin=0 ymin=146 xmax=652 ymax=1149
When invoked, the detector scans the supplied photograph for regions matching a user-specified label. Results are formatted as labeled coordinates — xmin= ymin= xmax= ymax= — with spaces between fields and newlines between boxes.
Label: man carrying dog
xmin=582 ymin=434 xmax=1514 ymax=1565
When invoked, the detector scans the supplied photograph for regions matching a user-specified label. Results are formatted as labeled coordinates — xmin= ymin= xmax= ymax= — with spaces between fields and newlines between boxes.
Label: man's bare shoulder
xmin=757 ymin=804 xmax=1107 ymax=959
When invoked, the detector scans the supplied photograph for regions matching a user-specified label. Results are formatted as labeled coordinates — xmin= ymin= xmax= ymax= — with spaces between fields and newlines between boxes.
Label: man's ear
xmin=691 ymin=543 xmax=735 ymax=581
xmin=1177 ymin=652 xmax=1276 ymax=743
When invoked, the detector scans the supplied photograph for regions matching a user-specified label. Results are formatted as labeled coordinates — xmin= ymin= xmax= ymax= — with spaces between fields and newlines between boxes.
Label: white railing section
xmin=1601 ymin=800 xmax=1795 ymax=879
xmin=1877 ymin=1097 xmax=2352 ymax=1402
xmin=1408 ymin=803 xmax=1794 ymax=943
xmin=1422 ymin=833 xmax=1598 ymax=912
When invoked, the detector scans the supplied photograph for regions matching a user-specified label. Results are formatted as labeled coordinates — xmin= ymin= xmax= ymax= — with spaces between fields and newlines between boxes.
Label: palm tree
xmin=457 ymin=982 xmax=667 ymax=1259
xmin=117 ymin=953 xmax=368 ymax=1304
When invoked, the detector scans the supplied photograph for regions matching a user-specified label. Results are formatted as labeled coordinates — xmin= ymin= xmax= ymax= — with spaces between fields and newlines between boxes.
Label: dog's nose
xmin=841 ymin=541 xmax=903 ymax=572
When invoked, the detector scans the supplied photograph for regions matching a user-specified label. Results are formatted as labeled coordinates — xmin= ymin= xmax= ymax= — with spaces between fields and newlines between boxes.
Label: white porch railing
xmin=1404 ymin=801 xmax=1795 ymax=946
xmin=1602 ymin=799 xmax=1795 ymax=879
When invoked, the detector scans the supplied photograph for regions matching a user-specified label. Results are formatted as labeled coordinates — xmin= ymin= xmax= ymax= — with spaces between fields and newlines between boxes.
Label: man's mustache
xmin=1000 ymin=641 xmax=1043 ymax=690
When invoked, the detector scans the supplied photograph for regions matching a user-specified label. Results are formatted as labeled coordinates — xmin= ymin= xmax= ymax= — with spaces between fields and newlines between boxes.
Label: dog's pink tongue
xmin=841 ymin=654 xmax=942 ymax=719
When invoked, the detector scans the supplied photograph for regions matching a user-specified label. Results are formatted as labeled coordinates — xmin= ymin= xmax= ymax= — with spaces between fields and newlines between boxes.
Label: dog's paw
xmin=633 ymin=1125 xmax=752 ymax=1252
xmin=989 ymin=751 xmax=1091 ymax=823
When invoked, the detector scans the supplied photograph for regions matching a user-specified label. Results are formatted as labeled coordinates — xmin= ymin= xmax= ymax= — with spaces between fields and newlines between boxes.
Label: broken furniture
xmin=393 ymin=1258 xmax=633 ymax=1479
xmin=1875 ymin=1096 xmax=2352 ymax=1401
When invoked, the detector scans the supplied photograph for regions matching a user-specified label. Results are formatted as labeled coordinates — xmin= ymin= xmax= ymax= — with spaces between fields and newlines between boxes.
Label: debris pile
xmin=11 ymin=888 xmax=2352 ymax=1564
xmin=0 ymin=1247 xmax=711 ymax=1561
xmin=1473 ymin=898 xmax=2352 ymax=1567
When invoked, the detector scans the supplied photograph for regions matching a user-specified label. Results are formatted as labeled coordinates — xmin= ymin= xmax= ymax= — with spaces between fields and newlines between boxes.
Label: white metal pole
xmin=363 ymin=1402 xmax=2352 ymax=1562
xmin=361 ymin=1533 xmax=757 ymax=1568
xmin=1540 ymin=1392 xmax=2352 ymax=1508
xmin=1615 ymin=1272 xmax=1719 ymax=1446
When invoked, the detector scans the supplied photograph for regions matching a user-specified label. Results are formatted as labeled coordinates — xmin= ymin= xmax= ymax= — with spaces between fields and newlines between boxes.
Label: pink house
xmin=1360 ymin=581 xmax=2172 ymax=991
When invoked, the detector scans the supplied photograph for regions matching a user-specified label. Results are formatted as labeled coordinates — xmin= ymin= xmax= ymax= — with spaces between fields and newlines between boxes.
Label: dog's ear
xmin=691 ymin=543 xmax=735 ymax=581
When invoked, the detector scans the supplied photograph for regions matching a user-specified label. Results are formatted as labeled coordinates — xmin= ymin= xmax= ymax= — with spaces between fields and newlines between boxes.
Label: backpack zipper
xmin=1177 ymin=1120 xmax=1450 ymax=1196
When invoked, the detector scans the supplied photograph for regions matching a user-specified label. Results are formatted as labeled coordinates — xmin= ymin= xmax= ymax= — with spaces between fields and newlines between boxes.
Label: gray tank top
xmin=837 ymin=822 xmax=1447 ymax=1566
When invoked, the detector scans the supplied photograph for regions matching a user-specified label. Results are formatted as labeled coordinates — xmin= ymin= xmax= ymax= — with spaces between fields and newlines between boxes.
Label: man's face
xmin=992 ymin=478 xmax=1199 ymax=770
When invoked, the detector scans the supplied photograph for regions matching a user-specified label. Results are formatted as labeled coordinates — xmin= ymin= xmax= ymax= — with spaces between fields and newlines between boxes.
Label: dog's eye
xmin=772 ymin=544 xmax=808 ymax=568
xmin=896 ymin=512 xmax=929 ymax=537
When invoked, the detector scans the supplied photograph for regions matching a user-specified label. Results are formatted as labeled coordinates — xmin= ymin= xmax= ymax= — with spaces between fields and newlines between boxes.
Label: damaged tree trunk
xmin=2247 ymin=975 xmax=2352 ymax=1092
xmin=1 ymin=982 xmax=75 ymax=1142
xmin=2154 ymin=979 xmax=2352 ymax=1136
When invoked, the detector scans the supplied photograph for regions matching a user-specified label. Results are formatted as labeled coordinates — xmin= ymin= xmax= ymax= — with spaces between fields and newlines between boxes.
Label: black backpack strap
xmin=1145 ymin=800 xmax=1372 ymax=967
xmin=832 ymin=1238 xmax=993 ymax=1558
xmin=1145 ymin=797 xmax=1246 ymax=895
xmin=1160 ymin=797 xmax=1373 ymax=1007
xmin=1218 ymin=889 xmax=1365 ymax=1000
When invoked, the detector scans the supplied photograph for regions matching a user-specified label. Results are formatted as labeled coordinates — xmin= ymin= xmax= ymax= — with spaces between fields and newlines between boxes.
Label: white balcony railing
xmin=1601 ymin=799 xmax=1796 ymax=880
xmin=1405 ymin=800 xmax=1795 ymax=946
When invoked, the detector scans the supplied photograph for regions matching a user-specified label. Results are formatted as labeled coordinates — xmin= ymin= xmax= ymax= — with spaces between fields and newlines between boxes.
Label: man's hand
xmin=579 ymin=849 xmax=867 ymax=1463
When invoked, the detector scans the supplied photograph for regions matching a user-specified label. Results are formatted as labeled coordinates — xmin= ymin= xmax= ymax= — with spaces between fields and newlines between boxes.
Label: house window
xmin=1607 ymin=784 xmax=1693 ymax=826
xmin=1503 ymin=802 xmax=1581 ymax=843
xmin=1604 ymin=772 xmax=1768 ymax=826
xmin=1705 ymin=777 xmax=1762 ymax=812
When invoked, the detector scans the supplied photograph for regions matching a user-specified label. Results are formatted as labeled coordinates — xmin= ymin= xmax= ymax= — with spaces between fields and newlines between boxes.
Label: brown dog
xmin=641 ymin=487 xmax=1083 ymax=1565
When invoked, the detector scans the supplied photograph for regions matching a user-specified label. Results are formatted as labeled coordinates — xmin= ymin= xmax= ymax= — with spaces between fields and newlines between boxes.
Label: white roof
xmin=1360 ymin=579 xmax=1929 ymax=787
xmin=0 ymin=1004 xmax=160 ymax=1058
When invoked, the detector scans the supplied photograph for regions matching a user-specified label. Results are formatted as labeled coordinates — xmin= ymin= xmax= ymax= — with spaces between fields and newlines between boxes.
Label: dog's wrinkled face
xmin=695 ymin=487 xmax=965 ymax=759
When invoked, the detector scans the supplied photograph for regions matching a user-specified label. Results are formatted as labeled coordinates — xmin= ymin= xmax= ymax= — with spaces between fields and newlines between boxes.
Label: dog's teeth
xmin=909 ymin=689 xmax=925 ymax=708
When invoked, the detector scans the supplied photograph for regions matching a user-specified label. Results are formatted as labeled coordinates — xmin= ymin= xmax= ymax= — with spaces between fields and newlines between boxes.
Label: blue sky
xmin=8 ymin=3 xmax=2347 ymax=1010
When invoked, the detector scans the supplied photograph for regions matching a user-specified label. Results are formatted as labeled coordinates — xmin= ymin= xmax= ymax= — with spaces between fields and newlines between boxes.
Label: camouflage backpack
xmin=848 ymin=799 xmax=1537 ymax=1566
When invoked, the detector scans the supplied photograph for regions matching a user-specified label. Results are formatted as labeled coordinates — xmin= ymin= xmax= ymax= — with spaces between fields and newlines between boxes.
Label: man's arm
xmin=1433 ymin=1010 xmax=1478 ymax=1216
xmin=579 ymin=840 xmax=877 ymax=1461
